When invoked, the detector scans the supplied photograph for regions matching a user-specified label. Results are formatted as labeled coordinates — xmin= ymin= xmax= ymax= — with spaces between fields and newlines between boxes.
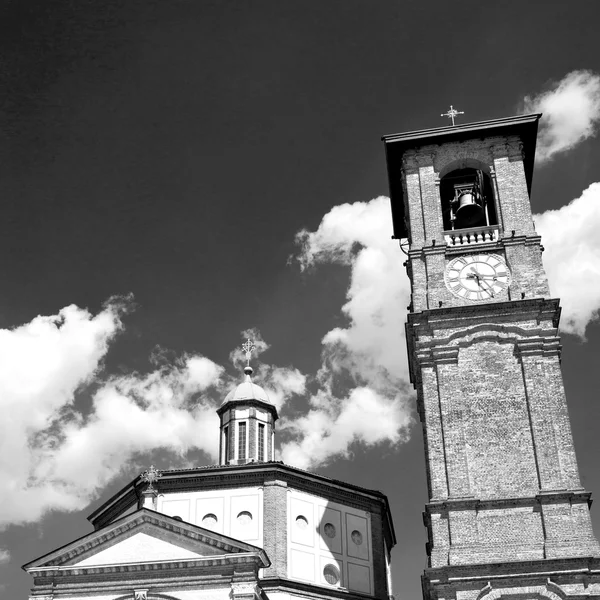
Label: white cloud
xmin=280 ymin=387 xmax=411 ymax=470
xmin=0 ymin=299 xmax=224 ymax=528
xmin=536 ymin=182 xmax=600 ymax=337
xmin=262 ymin=366 xmax=306 ymax=411
xmin=295 ymin=197 xmax=411 ymax=386
xmin=0 ymin=548 xmax=10 ymax=564
xmin=280 ymin=197 xmax=414 ymax=469
xmin=522 ymin=70 xmax=600 ymax=162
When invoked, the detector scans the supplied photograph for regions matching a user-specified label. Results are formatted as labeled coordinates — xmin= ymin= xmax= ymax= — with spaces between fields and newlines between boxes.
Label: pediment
xmin=24 ymin=508 xmax=269 ymax=572
xmin=72 ymin=530 xmax=217 ymax=566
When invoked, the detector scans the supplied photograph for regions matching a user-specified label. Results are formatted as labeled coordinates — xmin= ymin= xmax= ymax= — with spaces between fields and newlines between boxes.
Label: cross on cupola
xmin=440 ymin=104 xmax=464 ymax=126
xmin=242 ymin=338 xmax=256 ymax=377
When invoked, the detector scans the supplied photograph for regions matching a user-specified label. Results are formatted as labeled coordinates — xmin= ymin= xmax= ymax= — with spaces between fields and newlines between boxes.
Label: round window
xmin=351 ymin=529 xmax=363 ymax=545
xmin=295 ymin=515 xmax=308 ymax=529
xmin=202 ymin=513 xmax=217 ymax=527
xmin=323 ymin=563 xmax=340 ymax=585
xmin=237 ymin=510 xmax=253 ymax=525
xmin=323 ymin=522 xmax=336 ymax=538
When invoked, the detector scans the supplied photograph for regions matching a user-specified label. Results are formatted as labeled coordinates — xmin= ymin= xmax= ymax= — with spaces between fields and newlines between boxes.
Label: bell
xmin=455 ymin=191 xmax=485 ymax=227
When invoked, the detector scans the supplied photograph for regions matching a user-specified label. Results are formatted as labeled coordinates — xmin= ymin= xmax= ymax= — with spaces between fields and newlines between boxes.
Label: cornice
xmin=88 ymin=463 xmax=396 ymax=549
xmin=260 ymin=577 xmax=382 ymax=600
xmin=407 ymin=298 xmax=561 ymax=336
xmin=424 ymin=489 xmax=593 ymax=514
xmin=409 ymin=232 xmax=543 ymax=257
xmin=217 ymin=398 xmax=279 ymax=420
xmin=28 ymin=552 xmax=263 ymax=578
xmin=422 ymin=555 xmax=600 ymax=584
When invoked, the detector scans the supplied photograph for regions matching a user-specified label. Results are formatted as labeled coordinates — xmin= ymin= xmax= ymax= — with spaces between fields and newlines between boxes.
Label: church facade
xmin=25 ymin=113 xmax=600 ymax=600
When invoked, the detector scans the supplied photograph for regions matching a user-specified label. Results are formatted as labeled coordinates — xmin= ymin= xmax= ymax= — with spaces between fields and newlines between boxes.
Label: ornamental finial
xmin=241 ymin=338 xmax=256 ymax=376
xmin=140 ymin=465 xmax=162 ymax=491
xmin=441 ymin=105 xmax=464 ymax=126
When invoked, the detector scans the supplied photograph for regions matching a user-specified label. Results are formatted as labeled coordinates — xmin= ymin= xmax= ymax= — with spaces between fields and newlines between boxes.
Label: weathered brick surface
xmin=370 ymin=510 xmax=388 ymax=600
xmin=262 ymin=479 xmax=288 ymax=579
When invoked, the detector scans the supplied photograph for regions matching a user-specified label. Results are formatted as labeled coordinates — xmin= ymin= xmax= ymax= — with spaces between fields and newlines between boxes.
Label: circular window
xmin=295 ymin=515 xmax=308 ymax=529
xmin=202 ymin=513 xmax=217 ymax=527
xmin=323 ymin=563 xmax=340 ymax=585
xmin=323 ymin=523 xmax=336 ymax=538
xmin=351 ymin=529 xmax=363 ymax=545
xmin=237 ymin=511 xmax=253 ymax=525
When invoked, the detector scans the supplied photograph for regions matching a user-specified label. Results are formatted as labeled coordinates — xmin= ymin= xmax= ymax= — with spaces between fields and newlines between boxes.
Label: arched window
xmin=440 ymin=168 xmax=498 ymax=231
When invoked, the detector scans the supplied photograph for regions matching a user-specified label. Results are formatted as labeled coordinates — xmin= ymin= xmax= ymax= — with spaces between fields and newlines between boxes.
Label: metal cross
xmin=441 ymin=105 xmax=464 ymax=126
xmin=242 ymin=338 xmax=256 ymax=367
xmin=140 ymin=465 xmax=162 ymax=490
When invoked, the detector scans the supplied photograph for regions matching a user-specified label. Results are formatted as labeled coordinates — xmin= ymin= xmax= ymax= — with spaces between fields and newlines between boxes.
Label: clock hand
xmin=478 ymin=278 xmax=495 ymax=297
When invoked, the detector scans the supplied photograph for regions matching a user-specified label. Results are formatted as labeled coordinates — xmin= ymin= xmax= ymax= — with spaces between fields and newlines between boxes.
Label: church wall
xmin=458 ymin=342 xmax=538 ymax=499
xmin=156 ymin=486 xmax=263 ymax=547
xmin=286 ymin=489 xmax=374 ymax=597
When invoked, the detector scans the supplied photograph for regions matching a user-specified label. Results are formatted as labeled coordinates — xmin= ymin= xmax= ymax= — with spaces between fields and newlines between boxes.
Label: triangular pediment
xmin=72 ymin=530 xmax=217 ymax=566
xmin=24 ymin=508 xmax=269 ymax=572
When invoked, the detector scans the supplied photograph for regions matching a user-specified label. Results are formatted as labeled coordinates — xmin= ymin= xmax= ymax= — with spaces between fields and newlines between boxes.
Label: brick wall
xmin=263 ymin=479 xmax=288 ymax=579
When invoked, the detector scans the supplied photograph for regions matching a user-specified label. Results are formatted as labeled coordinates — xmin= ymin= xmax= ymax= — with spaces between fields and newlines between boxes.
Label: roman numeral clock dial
xmin=444 ymin=253 xmax=511 ymax=301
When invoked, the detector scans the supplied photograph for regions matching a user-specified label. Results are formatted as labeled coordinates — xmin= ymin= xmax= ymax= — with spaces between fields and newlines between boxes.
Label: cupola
xmin=216 ymin=341 xmax=278 ymax=466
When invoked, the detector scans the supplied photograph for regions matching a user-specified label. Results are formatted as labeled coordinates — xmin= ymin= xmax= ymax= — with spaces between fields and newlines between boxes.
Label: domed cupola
xmin=216 ymin=341 xmax=278 ymax=466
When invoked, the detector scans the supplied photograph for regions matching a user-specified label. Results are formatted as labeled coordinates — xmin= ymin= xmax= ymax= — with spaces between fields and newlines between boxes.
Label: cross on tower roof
xmin=441 ymin=105 xmax=464 ymax=126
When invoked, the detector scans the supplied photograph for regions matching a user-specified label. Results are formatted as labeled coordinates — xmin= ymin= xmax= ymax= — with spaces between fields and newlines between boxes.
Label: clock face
xmin=445 ymin=253 xmax=511 ymax=301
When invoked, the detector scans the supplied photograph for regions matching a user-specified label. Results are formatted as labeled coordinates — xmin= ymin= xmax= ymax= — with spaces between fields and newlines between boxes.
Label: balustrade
xmin=444 ymin=225 xmax=500 ymax=246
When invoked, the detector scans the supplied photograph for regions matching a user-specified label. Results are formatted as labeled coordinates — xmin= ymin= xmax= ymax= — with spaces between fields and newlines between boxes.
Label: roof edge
xmin=382 ymin=113 xmax=542 ymax=145
xmin=25 ymin=507 xmax=270 ymax=571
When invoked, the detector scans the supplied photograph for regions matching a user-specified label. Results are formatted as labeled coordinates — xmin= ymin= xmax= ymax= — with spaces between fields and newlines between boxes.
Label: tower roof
xmin=221 ymin=367 xmax=273 ymax=406
xmin=381 ymin=113 xmax=542 ymax=239
xmin=218 ymin=365 xmax=278 ymax=419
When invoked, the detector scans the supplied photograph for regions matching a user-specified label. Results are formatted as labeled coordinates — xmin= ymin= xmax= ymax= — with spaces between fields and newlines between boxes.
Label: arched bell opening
xmin=440 ymin=167 xmax=498 ymax=231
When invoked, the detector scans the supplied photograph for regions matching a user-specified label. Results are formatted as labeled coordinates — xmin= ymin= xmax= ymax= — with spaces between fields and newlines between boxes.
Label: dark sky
xmin=2 ymin=2 xmax=600 ymax=599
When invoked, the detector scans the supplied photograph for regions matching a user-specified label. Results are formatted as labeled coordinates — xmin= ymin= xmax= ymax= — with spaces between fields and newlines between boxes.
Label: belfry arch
xmin=438 ymin=158 xmax=498 ymax=231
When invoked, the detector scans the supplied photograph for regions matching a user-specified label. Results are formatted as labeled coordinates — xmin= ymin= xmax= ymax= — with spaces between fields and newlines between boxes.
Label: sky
xmin=1 ymin=1 xmax=600 ymax=599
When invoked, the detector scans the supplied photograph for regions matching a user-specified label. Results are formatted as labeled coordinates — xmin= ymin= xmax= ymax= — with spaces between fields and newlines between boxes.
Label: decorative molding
xmin=515 ymin=337 xmax=562 ymax=359
xmin=231 ymin=581 xmax=259 ymax=598
xmin=416 ymin=347 xmax=459 ymax=368
xmin=134 ymin=590 xmax=148 ymax=600
xmin=478 ymin=584 xmax=563 ymax=600
xmin=29 ymin=552 xmax=263 ymax=578
xmin=425 ymin=490 xmax=593 ymax=513
xmin=25 ymin=510 xmax=270 ymax=573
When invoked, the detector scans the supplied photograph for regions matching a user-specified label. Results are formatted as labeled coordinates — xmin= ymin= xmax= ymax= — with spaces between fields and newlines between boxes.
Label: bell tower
xmin=382 ymin=115 xmax=600 ymax=600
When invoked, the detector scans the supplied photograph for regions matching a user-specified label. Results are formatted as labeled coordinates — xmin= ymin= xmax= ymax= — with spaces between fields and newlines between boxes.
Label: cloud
xmin=0 ymin=299 xmax=224 ymax=528
xmin=280 ymin=386 xmax=411 ymax=470
xmin=522 ymin=70 xmax=600 ymax=162
xmin=294 ymin=197 xmax=411 ymax=387
xmin=0 ymin=548 xmax=10 ymax=564
xmin=536 ymin=182 xmax=600 ymax=337
xmin=280 ymin=197 xmax=414 ymax=469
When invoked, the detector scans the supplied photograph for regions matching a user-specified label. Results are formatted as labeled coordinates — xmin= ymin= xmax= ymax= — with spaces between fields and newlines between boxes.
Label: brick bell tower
xmin=382 ymin=114 xmax=600 ymax=600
